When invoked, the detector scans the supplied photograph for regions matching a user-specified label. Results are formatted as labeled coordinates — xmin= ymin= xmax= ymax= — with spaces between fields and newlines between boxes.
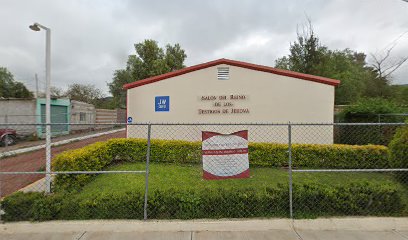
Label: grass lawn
xmin=78 ymin=162 xmax=404 ymax=197
xmin=4 ymin=162 xmax=406 ymax=221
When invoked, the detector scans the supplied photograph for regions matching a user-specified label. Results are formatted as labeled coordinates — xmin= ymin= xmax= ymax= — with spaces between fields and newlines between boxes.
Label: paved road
xmin=1 ymin=218 xmax=407 ymax=240
xmin=0 ymin=128 xmax=124 ymax=153
xmin=0 ymin=131 xmax=125 ymax=197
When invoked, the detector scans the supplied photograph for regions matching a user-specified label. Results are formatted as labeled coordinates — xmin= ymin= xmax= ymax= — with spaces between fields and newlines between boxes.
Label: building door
xmin=41 ymin=104 xmax=69 ymax=134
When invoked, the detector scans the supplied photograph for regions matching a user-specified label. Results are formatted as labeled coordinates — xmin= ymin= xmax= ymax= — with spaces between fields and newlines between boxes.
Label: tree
xmin=50 ymin=86 xmax=64 ymax=98
xmin=65 ymin=83 xmax=104 ymax=106
xmin=109 ymin=69 xmax=131 ymax=109
xmin=0 ymin=67 xmax=33 ymax=98
xmin=366 ymin=32 xmax=408 ymax=98
xmin=274 ymin=21 xmax=390 ymax=104
xmin=317 ymin=49 xmax=372 ymax=104
xmin=108 ymin=39 xmax=187 ymax=107
xmin=390 ymin=84 xmax=408 ymax=105
xmin=370 ymin=32 xmax=408 ymax=80
xmin=275 ymin=20 xmax=327 ymax=75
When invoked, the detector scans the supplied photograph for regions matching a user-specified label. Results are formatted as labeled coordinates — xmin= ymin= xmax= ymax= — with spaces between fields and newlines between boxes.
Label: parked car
xmin=0 ymin=129 xmax=17 ymax=146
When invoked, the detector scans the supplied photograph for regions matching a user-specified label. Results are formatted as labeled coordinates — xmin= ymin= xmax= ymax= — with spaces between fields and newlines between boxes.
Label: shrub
xmin=52 ymin=138 xmax=388 ymax=191
xmin=1 ymin=181 xmax=403 ymax=221
xmin=336 ymin=98 xmax=405 ymax=145
xmin=1 ymin=192 xmax=44 ymax=221
xmin=389 ymin=125 xmax=408 ymax=183
xmin=292 ymin=182 xmax=402 ymax=218
xmin=341 ymin=98 xmax=403 ymax=123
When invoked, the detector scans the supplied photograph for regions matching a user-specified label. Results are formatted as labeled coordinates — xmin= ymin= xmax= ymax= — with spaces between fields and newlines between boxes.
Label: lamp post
xmin=29 ymin=22 xmax=52 ymax=193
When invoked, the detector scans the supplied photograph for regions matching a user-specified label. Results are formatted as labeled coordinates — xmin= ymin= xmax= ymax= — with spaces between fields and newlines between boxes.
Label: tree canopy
xmin=274 ymin=22 xmax=396 ymax=105
xmin=108 ymin=39 xmax=187 ymax=108
xmin=0 ymin=67 xmax=33 ymax=98
xmin=65 ymin=83 xmax=104 ymax=106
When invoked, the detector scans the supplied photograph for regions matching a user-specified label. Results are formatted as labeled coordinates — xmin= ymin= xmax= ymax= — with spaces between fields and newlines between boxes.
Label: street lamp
xmin=29 ymin=22 xmax=52 ymax=193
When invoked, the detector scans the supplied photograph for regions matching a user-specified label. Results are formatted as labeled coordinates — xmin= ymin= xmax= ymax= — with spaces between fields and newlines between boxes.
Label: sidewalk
xmin=1 ymin=218 xmax=407 ymax=240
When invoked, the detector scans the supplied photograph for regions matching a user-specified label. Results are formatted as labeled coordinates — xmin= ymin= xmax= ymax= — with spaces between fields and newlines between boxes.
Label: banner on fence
xmin=202 ymin=130 xmax=249 ymax=180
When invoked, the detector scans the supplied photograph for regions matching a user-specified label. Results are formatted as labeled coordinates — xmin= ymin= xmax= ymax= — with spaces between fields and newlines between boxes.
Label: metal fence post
xmin=4 ymin=121 xmax=8 ymax=148
xmin=288 ymin=123 xmax=293 ymax=219
xmin=144 ymin=124 xmax=152 ymax=220
xmin=45 ymin=123 xmax=52 ymax=193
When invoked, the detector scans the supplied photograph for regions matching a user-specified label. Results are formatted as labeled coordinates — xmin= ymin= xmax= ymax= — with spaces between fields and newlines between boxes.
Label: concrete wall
xmin=0 ymin=99 xmax=37 ymax=136
xmin=116 ymin=108 xmax=127 ymax=123
xmin=127 ymin=64 xmax=335 ymax=144
xmin=95 ymin=108 xmax=117 ymax=129
xmin=70 ymin=100 xmax=96 ymax=132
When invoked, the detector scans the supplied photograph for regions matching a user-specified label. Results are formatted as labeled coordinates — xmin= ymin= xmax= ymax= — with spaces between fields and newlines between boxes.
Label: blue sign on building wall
xmin=155 ymin=96 xmax=170 ymax=112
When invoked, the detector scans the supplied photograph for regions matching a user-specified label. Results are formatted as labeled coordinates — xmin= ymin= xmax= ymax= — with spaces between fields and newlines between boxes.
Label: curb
xmin=0 ymin=128 xmax=125 ymax=158
xmin=1 ymin=218 xmax=407 ymax=234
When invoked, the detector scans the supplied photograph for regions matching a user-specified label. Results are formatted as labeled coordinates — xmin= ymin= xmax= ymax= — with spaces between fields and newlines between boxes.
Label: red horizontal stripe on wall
xmin=203 ymin=169 xmax=250 ymax=180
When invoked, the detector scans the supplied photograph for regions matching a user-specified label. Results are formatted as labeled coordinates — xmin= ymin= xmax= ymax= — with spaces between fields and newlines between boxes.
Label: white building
xmin=124 ymin=59 xmax=340 ymax=143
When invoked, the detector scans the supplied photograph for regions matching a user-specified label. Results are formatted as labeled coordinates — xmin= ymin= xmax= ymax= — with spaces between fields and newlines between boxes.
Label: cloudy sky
xmin=1 ymin=0 xmax=407 ymax=96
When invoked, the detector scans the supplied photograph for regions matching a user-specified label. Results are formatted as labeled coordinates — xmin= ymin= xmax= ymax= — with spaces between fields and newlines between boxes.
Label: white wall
xmin=70 ymin=100 xmax=96 ymax=131
xmin=127 ymin=64 xmax=335 ymax=144
xmin=0 ymin=99 xmax=37 ymax=136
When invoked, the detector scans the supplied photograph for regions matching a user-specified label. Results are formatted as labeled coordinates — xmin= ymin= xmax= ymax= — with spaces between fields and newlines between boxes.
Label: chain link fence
xmin=0 ymin=122 xmax=407 ymax=221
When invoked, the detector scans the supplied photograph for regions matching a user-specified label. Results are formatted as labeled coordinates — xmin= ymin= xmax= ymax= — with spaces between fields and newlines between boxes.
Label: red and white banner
xmin=202 ymin=130 xmax=249 ymax=180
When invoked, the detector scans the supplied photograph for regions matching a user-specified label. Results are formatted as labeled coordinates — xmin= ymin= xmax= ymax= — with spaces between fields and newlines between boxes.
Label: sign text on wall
xmin=198 ymin=94 xmax=249 ymax=115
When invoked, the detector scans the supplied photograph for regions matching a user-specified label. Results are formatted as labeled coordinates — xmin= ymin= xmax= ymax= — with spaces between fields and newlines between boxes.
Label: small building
xmin=36 ymin=98 xmax=71 ymax=137
xmin=70 ymin=100 xmax=96 ymax=133
xmin=0 ymin=98 xmax=71 ymax=138
xmin=0 ymin=98 xmax=125 ymax=138
xmin=124 ymin=59 xmax=340 ymax=143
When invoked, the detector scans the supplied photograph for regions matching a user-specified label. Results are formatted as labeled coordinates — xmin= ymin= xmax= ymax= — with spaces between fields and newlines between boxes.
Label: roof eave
xmin=123 ymin=58 xmax=340 ymax=90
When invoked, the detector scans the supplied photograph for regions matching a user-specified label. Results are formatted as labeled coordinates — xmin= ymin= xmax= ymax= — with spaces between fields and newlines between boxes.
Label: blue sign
xmin=155 ymin=96 xmax=170 ymax=112
xmin=127 ymin=117 xmax=133 ymax=123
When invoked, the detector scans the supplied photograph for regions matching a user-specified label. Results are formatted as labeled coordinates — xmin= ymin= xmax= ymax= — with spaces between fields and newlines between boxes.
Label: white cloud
xmin=0 ymin=0 xmax=407 ymax=95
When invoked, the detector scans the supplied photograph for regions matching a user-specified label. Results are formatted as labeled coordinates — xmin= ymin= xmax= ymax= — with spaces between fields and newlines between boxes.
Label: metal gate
xmin=40 ymin=104 xmax=69 ymax=134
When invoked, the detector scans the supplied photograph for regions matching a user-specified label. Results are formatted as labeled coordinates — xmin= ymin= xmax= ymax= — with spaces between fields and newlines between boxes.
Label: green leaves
xmin=108 ymin=39 xmax=187 ymax=108
xmin=65 ymin=83 xmax=104 ymax=106
xmin=344 ymin=98 xmax=403 ymax=116
xmin=2 ymin=180 xmax=403 ymax=221
xmin=0 ymin=67 xmax=33 ymax=98
xmin=389 ymin=125 xmax=408 ymax=182
xmin=274 ymin=22 xmax=394 ymax=105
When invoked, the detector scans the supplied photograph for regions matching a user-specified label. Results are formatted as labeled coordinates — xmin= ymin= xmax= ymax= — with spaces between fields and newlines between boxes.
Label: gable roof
xmin=123 ymin=58 xmax=340 ymax=90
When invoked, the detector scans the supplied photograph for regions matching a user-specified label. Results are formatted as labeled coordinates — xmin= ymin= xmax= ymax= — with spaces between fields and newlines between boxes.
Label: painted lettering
xmin=230 ymin=108 xmax=250 ymax=114
xmin=223 ymin=102 xmax=233 ymax=107
xmin=230 ymin=94 xmax=246 ymax=100
xmin=201 ymin=96 xmax=217 ymax=101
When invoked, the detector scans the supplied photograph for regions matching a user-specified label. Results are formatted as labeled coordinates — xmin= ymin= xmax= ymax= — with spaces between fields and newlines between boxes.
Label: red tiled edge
xmin=123 ymin=58 xmax=340 ymax=90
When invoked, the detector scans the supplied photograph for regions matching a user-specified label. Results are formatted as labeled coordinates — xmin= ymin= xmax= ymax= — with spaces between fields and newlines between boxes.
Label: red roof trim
xmin=123 ymin=58 xmax=340 ymax=90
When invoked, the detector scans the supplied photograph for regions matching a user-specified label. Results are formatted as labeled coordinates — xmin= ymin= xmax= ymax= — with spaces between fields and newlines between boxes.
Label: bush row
xmin=389 ymin=125 xmax=408 ymax=183
xmin=52 ymin=138 xmax=388 ymax=191
xmin=1 ymin=181 xmax=403 ymax=221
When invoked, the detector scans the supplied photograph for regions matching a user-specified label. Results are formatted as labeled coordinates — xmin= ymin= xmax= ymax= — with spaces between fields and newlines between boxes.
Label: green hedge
xmin=1 ymin=181 xmax=403 ymax=221
xmin=389 ymin=125 xmax=408 ymax=183
xmin=52 ymin=138 xmax=388 ymax=191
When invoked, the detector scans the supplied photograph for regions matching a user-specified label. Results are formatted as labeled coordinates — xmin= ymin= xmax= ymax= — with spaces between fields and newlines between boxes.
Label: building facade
xmin=70 ymin=100 xmax=96 ymax=133
xmin=124 ymin=59 xmax=340 ymax=144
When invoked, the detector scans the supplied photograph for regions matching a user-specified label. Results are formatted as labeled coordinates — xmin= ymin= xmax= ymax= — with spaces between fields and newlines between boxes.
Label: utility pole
xmin=30 ymin=22 xmax=52 ymax=193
